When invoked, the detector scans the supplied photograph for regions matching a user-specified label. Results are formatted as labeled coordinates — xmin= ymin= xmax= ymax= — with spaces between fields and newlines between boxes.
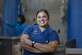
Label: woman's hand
xmin=20 ymin=38 xmax=32 ymax=46
xmin=20 ymin=34 xmax=29 ymax=44
xmin=20 ymin=39 xmax=25 ymax=44
xmin=24 ymin=39 xmax=32 ymax=46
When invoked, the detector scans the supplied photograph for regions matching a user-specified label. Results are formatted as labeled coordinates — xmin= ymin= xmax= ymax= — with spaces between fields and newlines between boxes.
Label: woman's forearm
xmin=23 ymin=39 xmax=58 ymax=53
xmin=20 ymin=34 xmax=44 ymax=53
xmin=21 ymin=36 xmax=58 ymax=53
xmin=20 ymin=44 xmax=44 ymax=53
xmin=6 ymin=22 xmax=16 ymax=27
xmin=34 ymin=42 xmax=58 ymax=53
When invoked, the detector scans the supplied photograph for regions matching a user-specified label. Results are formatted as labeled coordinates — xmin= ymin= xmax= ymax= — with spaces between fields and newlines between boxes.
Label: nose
xmin=40 ymin=17 xmax=44 ymax=20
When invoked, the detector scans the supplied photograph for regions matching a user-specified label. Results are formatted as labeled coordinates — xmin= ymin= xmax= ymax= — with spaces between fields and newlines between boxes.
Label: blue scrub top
xmin=6 ymin=22 xmax=27 ymax=37
xmin=23 ymin=25 xmax=59 ymax=55
xmin=15 ymin=23 xmax=27 ymax=36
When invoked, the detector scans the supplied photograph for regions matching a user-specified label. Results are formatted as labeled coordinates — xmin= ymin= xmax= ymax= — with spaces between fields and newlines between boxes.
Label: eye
xmin=37 ymin=16 xmax=41 ymax=18
xmin=43 ymin=16 xmax=47 ymax=18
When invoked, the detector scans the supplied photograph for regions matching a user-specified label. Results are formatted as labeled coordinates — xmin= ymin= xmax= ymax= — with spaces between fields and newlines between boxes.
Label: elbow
xmin=20 ymin=44 xmax=25 ymax=48
xmin=49 ymin=48 xmax=55 ymax=53
xmin=43 ymin=49 xmax=54 ymax=53
xmin=20 ymin=44 xmax=23 ymax=48
xmin=43 ymin=47 xmax=56 ymax=53
xmin=49 ymin=46 xmax=58 ymax=53
xmin=47 ymin=48 xmax=54 ymax=53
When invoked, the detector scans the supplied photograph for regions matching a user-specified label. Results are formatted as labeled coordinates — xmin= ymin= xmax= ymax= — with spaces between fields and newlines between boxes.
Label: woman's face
xmin=37 ymin=11 xmax=49 ymax=27
xmin=17 ymin=18 xmax=22 ymax=23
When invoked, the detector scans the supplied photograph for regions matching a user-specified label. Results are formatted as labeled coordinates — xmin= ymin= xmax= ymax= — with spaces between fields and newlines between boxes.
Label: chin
xmin=39 ymin=24 xmax=46 ymax=27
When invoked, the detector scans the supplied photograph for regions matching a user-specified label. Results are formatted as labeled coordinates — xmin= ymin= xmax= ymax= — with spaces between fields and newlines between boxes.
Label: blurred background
xmin=0 ymin=0 xmax=82 ymax=55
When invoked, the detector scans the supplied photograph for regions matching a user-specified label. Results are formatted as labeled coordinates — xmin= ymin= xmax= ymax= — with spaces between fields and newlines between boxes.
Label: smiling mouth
xmin=40 ymin=21 xmax=45 ymax=24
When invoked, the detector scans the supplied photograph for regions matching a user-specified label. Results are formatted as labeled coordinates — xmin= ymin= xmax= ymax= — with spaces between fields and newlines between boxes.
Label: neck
xmin=39 ymin=26 xmax=46 ymax=32
xmin=39 ymin=25 xmax=49 ymax=32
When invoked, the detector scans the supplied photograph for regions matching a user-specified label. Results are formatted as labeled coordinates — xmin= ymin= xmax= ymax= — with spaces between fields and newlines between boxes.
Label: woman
xmin=6 ymin=14 xmax=27 ymax=37
xmin=20 ymin=9 xmax=59 ymax=55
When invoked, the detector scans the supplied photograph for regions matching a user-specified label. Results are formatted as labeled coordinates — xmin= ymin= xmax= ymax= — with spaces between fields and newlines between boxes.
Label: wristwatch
xmin=32 ymin=41 xmax=36 ymax=47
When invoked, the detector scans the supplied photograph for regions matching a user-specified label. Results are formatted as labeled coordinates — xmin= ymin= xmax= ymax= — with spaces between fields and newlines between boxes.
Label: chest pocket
xmin=29 ymin=31 xmax=39 ymax=41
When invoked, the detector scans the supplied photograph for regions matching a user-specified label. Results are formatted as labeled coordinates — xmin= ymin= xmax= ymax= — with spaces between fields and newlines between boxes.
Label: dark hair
xmin=36 ymin=9 xmax=49 ymax=19
xmin=18 ymin=14 xmax=26 ymax=24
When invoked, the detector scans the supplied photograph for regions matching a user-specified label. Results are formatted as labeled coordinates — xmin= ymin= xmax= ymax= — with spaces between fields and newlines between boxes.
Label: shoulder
xmin=25 ymin=25 xmax=37 ymax=30
xmin=20 ymin=23 xmax=27 ymax=26
xmin=16 ymin=23 xmax=19 ymax=25
xmin=48 ymin=27 xmax=57 ymax=33
xmin=23 ymin=23 xmax=27 ymax=25
xmin=47 ymin=27 xmax=58 ymax=36
xmin=22 ymin=25 xmax=38 ymax=34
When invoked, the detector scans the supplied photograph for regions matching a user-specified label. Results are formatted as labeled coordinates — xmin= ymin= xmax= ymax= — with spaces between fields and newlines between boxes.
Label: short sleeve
xmin=21 ymin=23 xmax=27 ymax=31
xmin=22 ymin=25 xmax=32 ymax=35
xmin=49 ymin=30 xmax=59 ymax=42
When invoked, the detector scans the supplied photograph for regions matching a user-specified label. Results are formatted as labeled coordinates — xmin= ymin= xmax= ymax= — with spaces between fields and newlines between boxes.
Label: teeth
xmin=40 ymin=21 xmax=44 ymax=23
